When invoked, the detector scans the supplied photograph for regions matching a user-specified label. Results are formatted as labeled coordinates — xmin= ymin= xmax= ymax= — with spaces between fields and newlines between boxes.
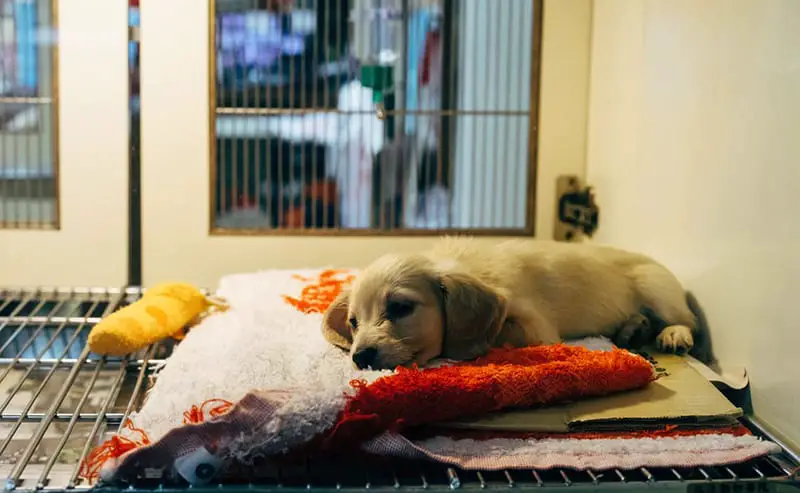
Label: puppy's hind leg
xmin=612 ymin=312 xmax=654 ymax=350
xmin=629 ymin=264 xmax=696 ymax=356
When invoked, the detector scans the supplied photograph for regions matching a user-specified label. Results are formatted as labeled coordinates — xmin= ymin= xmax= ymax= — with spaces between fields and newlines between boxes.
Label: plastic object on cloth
xmin=87 ymin=283 xmax=228 ymax=356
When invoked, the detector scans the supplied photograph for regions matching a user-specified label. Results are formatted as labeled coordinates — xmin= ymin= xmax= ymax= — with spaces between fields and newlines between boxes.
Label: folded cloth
xmin=364 ymin=425 xmax=781 ymax=472
xmin=82 ymin=269 xmax=659 ymax=485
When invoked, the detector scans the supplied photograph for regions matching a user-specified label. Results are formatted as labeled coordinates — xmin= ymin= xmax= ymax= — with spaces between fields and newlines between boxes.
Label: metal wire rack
xmin=0 ymin=287 xmax=797 ymax=492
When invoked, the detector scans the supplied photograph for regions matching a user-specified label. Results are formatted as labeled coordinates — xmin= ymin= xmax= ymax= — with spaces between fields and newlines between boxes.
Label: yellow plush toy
xmin=87 ymin=282 xmax=228 ymax=356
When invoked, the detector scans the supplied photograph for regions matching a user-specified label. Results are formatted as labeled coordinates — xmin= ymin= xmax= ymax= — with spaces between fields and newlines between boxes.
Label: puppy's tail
xmin=686 ymin=291 xmax=717 ymax=368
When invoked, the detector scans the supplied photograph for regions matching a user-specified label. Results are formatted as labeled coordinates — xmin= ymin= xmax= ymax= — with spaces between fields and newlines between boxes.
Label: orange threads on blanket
xmin=80 ymin=397 xmax=235 ymax=484
xmin=282 ymin=269 xmax=355 ymax=314
xmin=183 ymin=398 xmax=234 ymax=424
xmin=79 ymin=419 xmax=151 ymax=484
xmin=349 ymin=379 xmax=369 ymax=390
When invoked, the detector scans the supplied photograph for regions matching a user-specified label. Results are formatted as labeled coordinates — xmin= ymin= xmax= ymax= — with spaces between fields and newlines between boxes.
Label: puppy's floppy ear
xmin=439 ymin=270 xmax=508 ymax=361
xmin=322 ymin=288 xmax=353 ymax=351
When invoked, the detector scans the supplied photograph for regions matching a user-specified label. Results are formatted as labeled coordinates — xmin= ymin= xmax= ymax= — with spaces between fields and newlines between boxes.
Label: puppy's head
xmin=322 ymin=254 xmax=508 ymax=370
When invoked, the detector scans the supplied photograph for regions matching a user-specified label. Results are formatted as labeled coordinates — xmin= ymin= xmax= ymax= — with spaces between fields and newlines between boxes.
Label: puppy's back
xmin=427 ymin=236 xmax=526 ymax=287
xmin=427 ymin=237 xmax=655 ymax=284
xmin=434 ymin=238 xmax=660 ymax=339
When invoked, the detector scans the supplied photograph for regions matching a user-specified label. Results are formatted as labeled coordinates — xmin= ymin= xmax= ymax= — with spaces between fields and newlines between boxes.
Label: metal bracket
xmin=554 ymin=175 xmax=599 ymax=242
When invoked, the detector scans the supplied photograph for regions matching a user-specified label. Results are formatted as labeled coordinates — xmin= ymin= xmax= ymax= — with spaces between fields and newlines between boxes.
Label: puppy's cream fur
xmin=322 ymin=237 xmax=698 ymax=370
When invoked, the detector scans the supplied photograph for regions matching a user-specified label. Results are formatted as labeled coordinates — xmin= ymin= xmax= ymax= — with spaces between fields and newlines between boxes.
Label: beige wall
xmin=586 ymin=0 xmax=800 ymax=448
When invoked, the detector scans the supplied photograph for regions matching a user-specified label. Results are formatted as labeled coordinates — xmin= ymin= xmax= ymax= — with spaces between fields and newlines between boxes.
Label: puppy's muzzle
xmin=352 ymin=347 xmax=379 ymax=370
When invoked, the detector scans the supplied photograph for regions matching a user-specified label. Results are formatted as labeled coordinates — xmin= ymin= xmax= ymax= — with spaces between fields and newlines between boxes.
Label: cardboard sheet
xmin=443 ymin=349 xmax=742 ymax=433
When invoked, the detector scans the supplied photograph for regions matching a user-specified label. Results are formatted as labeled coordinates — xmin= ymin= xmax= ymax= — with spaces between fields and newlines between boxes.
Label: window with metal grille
xmin=211 ymin=0 xmax=541 ymax=235
xmin=0 ymin=0 xmax=58 ymax=229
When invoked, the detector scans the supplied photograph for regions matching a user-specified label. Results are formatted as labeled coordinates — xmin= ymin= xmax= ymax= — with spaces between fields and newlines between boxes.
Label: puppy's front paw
xmin=656 ymin=325 xmax=694 ymax=355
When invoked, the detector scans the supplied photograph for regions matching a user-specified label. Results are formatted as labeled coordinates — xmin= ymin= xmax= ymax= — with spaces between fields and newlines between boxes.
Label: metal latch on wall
xmin=554 ymin=175 xmax=599 ymax=242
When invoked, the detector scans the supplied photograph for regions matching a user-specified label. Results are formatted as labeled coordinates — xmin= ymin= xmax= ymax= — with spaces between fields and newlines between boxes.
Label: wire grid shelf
xmin=0 ymin=287 xmax=797 ymax=492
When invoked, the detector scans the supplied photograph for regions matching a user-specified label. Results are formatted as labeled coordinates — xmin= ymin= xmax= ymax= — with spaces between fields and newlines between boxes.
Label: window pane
xmin=212 ymin=0 xmax=537 ymax=234
xmin=0 ymin=0 xmax=58 ymax=228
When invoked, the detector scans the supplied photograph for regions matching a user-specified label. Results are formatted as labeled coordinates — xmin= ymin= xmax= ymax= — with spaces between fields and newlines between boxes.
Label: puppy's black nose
xmin=353 ymin=347 xmax=379 ymax=370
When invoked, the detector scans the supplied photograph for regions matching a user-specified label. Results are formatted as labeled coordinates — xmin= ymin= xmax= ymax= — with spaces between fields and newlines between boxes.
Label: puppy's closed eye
xmin=386 ymin=299 xmax=416 ymax=321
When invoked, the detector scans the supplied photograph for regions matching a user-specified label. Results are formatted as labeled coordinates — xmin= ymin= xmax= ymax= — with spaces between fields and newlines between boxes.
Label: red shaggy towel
xmin=327 ymin=345 xmax=655 ymax=449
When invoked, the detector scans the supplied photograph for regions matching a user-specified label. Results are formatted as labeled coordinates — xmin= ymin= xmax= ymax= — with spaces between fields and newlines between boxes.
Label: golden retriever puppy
xmin=322 ymin=237 xmax=705 ymax=370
